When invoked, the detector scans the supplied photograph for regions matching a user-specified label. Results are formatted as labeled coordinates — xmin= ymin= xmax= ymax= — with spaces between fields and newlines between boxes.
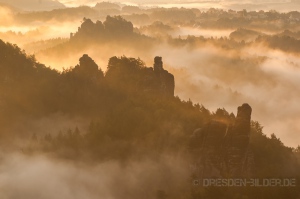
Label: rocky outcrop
xmin=135 ymin=56 xmax=175 ymax=97
xmin=69 ymin=54 xmax=104 ymax=82
xmin=105 ymin=56 xmax=175 ymax=97
xmin=190 ymin=103 xmax=254 ymax=178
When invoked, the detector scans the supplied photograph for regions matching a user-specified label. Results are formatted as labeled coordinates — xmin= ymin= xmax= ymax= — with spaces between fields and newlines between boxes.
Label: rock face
xmin=190 ymin=103 xmax=254 ymax=178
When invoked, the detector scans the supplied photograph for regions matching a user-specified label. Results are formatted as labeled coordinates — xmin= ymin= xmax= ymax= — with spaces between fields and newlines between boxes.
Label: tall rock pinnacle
xmin=189 ymin=103 xmax=254 ymax=178
xmin=154 ymin=56 xmax=163 ymax=72
xmin=234 ymin=103 xmax=252 ymax=136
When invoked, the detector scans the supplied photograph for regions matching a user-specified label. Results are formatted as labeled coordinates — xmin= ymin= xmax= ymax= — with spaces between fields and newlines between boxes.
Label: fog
xmin=0 ymin=6 xmax=14 ymax=26
xmin=0 ymin=5 xmax=80 ymax=48
xmin=0 ymin=152 xmax=189 ymax=199
xmin=171 ymin=27 xmax=234 ymax=38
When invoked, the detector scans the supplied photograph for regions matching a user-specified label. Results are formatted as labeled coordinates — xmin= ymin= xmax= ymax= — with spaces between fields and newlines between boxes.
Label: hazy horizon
xmin=1 ymin=0 xmax=300 ymax=11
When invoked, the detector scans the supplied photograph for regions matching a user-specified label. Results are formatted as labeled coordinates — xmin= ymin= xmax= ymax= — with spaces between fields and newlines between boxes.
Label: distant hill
xmin=277 ymin=29 xmax=300 ymax=40
xmin=94 ymin=2 xmax=121 ymax=10
xmin=230 ymin=28 xmax=265 ymax=42
xmin=0 ymin=0 xmax=65 ymax=11
xmin=15 ymin=6 xmax=98 ymax=23
xmin=0 ymin=2 xmax=21 ymax=12
xmin=256 ymin=34 xmax=300 ymax=54
xmin=36 ymin=16 xmax=155 ymax=67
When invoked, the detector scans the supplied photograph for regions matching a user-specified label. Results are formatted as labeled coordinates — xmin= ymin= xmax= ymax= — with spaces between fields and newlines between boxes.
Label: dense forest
xmin=0 ymin=39 xmax=299 ymax=198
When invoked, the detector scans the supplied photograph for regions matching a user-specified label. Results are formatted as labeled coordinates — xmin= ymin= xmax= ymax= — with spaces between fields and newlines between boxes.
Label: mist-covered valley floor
xmin=0 ymin=1 xmax=300 ymax=199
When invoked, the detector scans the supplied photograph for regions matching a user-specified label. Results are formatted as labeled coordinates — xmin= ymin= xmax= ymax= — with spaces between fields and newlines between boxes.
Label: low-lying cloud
xmin=0 ymin=152 xmax=190 ymax=199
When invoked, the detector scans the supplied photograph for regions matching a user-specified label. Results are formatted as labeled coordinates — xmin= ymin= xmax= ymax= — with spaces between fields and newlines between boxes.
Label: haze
xmin=0 ymin=1 xmax=299 ymax=198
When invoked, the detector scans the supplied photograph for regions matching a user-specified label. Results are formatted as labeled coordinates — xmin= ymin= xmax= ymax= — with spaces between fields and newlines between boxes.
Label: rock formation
xmin=70 ymin=16 xmax=134 ymax=41
xmin=226 ymin=103 xmax=253 ymax=177
xmin=153 ymin=56 xmax=175 ymax=97
xmin=190 ymin=103 xmax=254 ymax=178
